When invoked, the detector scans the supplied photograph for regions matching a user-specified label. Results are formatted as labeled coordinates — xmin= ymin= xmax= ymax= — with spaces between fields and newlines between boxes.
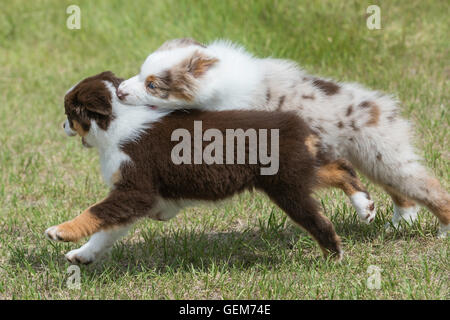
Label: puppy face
xmin=63 ymin=71 xmax=122 ymax=147
xmin=117 ymin=41 xmax=218 ymax=109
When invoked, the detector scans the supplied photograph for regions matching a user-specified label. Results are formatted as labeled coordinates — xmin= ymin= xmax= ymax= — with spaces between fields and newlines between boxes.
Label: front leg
xmin=45 ymin=206 xmax=103 ymax=242
xmin=65 ymin=224 xmax=132 ymax=264
xmin=45 ymin=189 xmax=154 ymax=243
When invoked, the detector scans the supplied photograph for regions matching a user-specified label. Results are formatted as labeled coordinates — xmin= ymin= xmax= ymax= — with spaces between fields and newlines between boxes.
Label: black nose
xmin=116 ymin=89 xmax=128 ymax=100
xmin=63 ymin=122 xmax=66 ymax=129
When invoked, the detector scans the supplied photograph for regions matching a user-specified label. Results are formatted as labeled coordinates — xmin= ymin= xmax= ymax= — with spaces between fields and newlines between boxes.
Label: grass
xmin=0 ymin=0 xmax=448 ymax=299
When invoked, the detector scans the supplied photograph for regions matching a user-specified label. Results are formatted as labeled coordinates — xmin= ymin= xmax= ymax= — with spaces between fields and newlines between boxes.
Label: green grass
xmin=0 ymin=0 xmax=448 ymax=299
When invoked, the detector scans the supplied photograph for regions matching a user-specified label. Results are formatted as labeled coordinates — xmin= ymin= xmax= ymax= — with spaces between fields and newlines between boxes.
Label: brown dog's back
xmin=119 ymin=109 xmax=315 ymax=200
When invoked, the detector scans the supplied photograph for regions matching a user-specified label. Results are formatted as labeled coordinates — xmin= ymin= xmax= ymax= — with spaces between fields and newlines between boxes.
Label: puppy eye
xmin=147 ymin=81 xmax=156 ymax=89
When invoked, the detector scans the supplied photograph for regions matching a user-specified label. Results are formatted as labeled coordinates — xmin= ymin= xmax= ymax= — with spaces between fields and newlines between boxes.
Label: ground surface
xmin=0 ymin=0 xmax=448 ymax=299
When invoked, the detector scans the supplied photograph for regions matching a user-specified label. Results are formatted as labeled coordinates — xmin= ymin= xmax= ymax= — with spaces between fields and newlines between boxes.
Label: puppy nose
xmin=62 ymin=122 xmax=66 ymax=129
xmin=116 ymin=89 xmax=128 ymax=100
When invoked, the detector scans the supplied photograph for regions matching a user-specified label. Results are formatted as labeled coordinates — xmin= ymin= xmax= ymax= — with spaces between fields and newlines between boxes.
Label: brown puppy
xmin=46 ymin=71 xmax=369 ymax=264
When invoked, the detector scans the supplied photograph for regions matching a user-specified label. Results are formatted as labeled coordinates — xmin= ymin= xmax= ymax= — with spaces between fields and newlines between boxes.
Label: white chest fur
xmin=98 ymin=146 xmax=130 ymax=188
xmin=89 ymin=82 xmax=171 ymax=188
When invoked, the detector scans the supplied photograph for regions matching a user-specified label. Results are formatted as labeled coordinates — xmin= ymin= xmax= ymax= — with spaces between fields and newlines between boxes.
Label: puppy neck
xmin=87 ymin=82 xmax=171 ymax=152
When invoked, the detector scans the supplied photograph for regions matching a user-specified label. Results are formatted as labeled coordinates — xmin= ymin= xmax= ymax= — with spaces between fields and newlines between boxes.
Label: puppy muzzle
xmin=63 ymin=120 xmax=77 ymax=137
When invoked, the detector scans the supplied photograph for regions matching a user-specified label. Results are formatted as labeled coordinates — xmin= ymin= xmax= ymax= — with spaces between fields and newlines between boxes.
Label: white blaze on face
xmin=64 ymin=119 xmax=77 ymax=136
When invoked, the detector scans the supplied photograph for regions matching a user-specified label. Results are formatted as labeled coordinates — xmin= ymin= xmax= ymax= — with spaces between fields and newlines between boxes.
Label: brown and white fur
xmin=117 ymin=38 xmax=450 ymax=237
xmin=46 ymin=71 xmax=374 ymax=263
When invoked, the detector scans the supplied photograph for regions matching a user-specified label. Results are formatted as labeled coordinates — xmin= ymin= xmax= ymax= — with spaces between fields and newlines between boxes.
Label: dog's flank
xmin=170 ymin=120 xmax=280 ymax=175
xmin=46 ymin=72 xmax=361 ymax=263
xmin=118 ymin=39 xmax=450 ymax=236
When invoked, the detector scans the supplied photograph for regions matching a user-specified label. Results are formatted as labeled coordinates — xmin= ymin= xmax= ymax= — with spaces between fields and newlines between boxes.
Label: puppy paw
xmin=45 ymin=218 xmax=92 ymax=242
xmin=361 ymin=199 xmax=376 ymax=224
xmin=332 ymin=248 xmax=344 ymax=263
xmin=45 ymin=225 xmax=68 ymax=242
xmin=323 ymin=248 xmax=344 ymax=263
xmin=437 ymin=223 xmax=449 ymax=239
xmin=385 ymin=205 xmax=419 ymax=231
xmin=351 ymin=192 xmax=376 ymax=224
xmin=65 ymin=248 xmax=96 ymax=265
xmin=336 ymin=249 xmax=344 ymax=262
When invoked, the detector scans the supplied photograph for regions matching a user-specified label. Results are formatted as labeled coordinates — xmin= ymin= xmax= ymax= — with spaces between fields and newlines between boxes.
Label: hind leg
xmin=354 ymin=151 xmax=449 ymax=237
xmin=266 ymin=187 xmax=343 ymax=260
xmin=381 ymin=169 xmax=450 ymax=237
xmin=341 ymin=109 xmax=450 ymax=236
xmin=316 ymin=159 xmax=376 ymax=223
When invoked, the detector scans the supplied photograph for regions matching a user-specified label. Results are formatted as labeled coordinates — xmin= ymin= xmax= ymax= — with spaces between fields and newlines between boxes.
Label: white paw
xmin=351 ymin=192 xmax=376 ymax=224
xmin=336 ymin=248 xmax=344 ymax=263
xmin=65 ymin=248 xmax=97 ymax=265
xmin=385 ymin=205 xmax=419 ymax=231
xmin=437 ymin=223 xmax=449 ymax=239
xmin=45 ymin=225 xmax=65 ymax=241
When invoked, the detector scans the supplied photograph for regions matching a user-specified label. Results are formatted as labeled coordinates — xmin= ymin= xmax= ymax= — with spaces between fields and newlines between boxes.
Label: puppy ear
xmin=84 ymin=92 xmax=112 ymax=116
xmin=86 ymin=103 xmax=111 ymax=116
xmin=98 ymin=71 xmax=124 ymax=88
xmin=186 ymin=51 xmax=219 ymax=78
